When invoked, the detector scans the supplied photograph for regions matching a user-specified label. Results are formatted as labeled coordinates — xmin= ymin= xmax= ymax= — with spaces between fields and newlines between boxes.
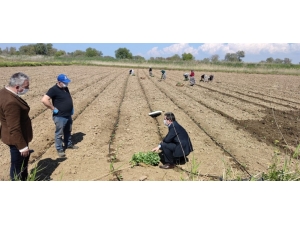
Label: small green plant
xmin=292 ymin=144 xmax=300 ymax=159
xmin=130 ymin=151 xmax=160 ymax=166
xmin=13 ymin=163 xmax=45 ymax=181
xmin=176 ymin=82 xmax=184 ymax=87
xmin=188 ymin=154 xmax=201 ymax=181
xmin=262 ymin=153 xmax=300 ymax=181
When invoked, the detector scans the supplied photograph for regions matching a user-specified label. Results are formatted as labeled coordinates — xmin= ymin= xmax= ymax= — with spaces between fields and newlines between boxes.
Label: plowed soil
xmin=1 ymin=66 xmax=300 ymax=181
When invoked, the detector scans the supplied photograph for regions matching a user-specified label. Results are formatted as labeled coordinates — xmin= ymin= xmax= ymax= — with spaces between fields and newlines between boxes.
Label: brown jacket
xmin=0 ymin=88 xmax=33 ymax=149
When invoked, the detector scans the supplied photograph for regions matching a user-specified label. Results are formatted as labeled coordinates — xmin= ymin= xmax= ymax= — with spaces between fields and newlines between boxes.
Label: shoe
xmin=57 ymin=151 xmax=66 ymax=158
xmin=67 ymin=144 xmax=79 ymax=149
xmin=159 ymin=164 xmax=175 ymax=169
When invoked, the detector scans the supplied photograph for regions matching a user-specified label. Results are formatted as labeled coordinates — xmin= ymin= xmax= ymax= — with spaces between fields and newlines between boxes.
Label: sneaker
xmin=57 ymin=151 xmax=66 ymax=158
xmin=67 ymin=144 xmax=79 ymax=149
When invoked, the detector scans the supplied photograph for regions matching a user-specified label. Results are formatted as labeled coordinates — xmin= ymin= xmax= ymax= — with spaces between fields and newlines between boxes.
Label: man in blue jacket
xmin=152 ymin=112 xmax=193 ymax=169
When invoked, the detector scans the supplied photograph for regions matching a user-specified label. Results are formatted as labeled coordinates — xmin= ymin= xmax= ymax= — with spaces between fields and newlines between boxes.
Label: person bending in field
xmin=160 ymin=70 xmax=166 ymax=80
xmin=152 ymin=112 xmax=193 ymax=169
xmin=149 ymin=67 xmax=153 ymax=77
xmin=183 ymin=73 xmax=189 ymax=81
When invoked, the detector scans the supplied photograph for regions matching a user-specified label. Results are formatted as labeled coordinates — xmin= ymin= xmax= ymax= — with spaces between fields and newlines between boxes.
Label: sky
xmin=1 ymin=1 xmax=299 ymax=222
xmin=1 ymin=43 xmax=300 ymax=63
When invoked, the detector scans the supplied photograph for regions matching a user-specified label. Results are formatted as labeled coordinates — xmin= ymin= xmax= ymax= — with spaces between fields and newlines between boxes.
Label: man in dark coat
xmin=152 ymin=112 xmax=193 ymax=169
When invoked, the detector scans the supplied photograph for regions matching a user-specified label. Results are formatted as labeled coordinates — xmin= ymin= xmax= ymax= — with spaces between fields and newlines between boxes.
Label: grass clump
xmin=262 ymin=153 xmax=300 ymax=181
xmin=130 ymin=151 xmax=160 ymax=166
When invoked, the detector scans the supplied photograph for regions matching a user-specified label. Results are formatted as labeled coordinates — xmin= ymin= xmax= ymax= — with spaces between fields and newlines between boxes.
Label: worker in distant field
xmin=149 ymin=67 xmax=153 ymax=77
xmin=160 ymin=70 xmax=166 ymax=80
xmin=189 ymin=70 xmax=195 ymax=86
xmin=129 ymin=69 xmax=134 ymax=75
xmin=183 ymin=73 xmax=189 ymax=81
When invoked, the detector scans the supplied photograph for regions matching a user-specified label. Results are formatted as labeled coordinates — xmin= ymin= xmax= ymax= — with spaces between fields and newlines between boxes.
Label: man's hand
xmin=152 ymin=146 xmax=160 ymax=153
xmin=20 ymin=148 xmax=30 ymax=157
xmin=53 ymin=108 xmax=59 ymax=114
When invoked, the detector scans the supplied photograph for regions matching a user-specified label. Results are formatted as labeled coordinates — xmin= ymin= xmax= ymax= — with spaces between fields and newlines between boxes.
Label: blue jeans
xmin=9 ymin=145 xmax=30 ymax=181
xmin=53 ymin=116 xmax=73 ymax=151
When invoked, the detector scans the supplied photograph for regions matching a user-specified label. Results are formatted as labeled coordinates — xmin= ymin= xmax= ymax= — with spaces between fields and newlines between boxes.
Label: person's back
xmin=165 ymin=121 xmax=193 ymax=157
xmin=161 ymin=70 xmax=166 ymax=79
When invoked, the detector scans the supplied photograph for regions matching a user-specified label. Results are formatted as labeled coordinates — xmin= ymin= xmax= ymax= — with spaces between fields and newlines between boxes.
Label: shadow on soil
xmin=30 ymin=158 xmax=67 ymax=181
xmin=236 ymin=108 xmax=300 ymax=154
xmin=71 ymin=132 xmax=86 ymax=145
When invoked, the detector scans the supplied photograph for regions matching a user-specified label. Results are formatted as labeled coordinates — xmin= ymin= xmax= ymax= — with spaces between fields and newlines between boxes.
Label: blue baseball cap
xmin=57 ymin=74 xmax=71 ymax=83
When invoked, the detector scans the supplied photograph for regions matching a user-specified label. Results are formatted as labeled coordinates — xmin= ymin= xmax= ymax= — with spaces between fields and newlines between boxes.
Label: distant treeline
xmin=0 ymin=43 xmax=298 ymax=65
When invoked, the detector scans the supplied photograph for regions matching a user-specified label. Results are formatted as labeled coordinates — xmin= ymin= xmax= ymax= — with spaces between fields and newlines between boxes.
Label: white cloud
xmin=147 ymin=43 xmax=199 ymax=58
xmin=198 ymin=43 xmax=226 ymax=54
xmin=162 ymin=43 xmax=198 ymax=55
xmin=147 ymin=47 xmax=162 ymax=57
xmin=146 ymin=43 xmax=300 ymax=61
xmin=199 ymin=43 xmax=300 ymax=55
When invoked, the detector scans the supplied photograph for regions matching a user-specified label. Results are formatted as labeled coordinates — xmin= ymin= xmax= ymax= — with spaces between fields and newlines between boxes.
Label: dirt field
xmin=0 ymin=65 xmax=300 ymax=181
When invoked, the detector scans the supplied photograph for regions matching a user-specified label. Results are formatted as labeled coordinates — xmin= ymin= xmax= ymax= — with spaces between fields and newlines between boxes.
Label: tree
xmin=182 ymin=52 xmax=194 ymax=60
xmin=202 ymin=58 xmax=210 ymax=63
xmin=274 ymin=58 xmax=283 ymax=64
xmin=115 ymin=48 xmax=133 ymax=59
xmin=167 ymin=54 xmax=181 ymax=61
xmin=211 ymin=54 xmax=219 ymax=63
xmin=2 ymin=47 xmax=9 ymax=54
xmin=73 ymin=50 xmax=85 ymax=57
xmin=283 ymin=58 xmax=292 ymax=64
xmin=46 ymin=43 xmax=53 ymax=55
xmin=266 ymin=57 xmax=274 ymax=63
xmin=224 ymin=51 xmax=245 ymax=62
xmin=132 ymin=55 xmax=145 ymax=61
xmin=224 ymin=53 xmax=237 ymax=62
xmin=34 ymin=43 xmax=48 ymax=55
xmin=9 ymin=47 xmax=17 ymax=55
xmin=0 ymin=48 xmax=2 ymax=54
xmin=86 ymin=47 xmax=100 ymax=57
xmin=55 ymin=50 xmax=66 ymax=57
xmin=19 ymin=44 xmax=36 ymax=55
xmin=103 ymin=56 xmax=115 ymax=60
xmin=236 ymin=51 xmax=245 ymax=61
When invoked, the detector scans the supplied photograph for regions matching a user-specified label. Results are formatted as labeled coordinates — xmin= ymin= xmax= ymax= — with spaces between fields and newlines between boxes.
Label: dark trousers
xmin=9 ymin=145 xmax=30 ymax=181
xmin=161 ymin=142 xmax=176 ymax=164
